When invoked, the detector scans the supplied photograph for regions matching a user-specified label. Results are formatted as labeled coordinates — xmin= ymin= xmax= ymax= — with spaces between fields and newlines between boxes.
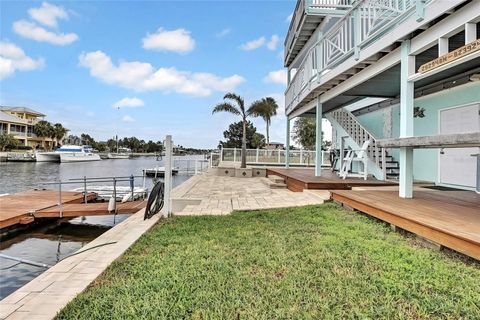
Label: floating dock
xmin=0 ymin=189 xmax=146 ymax=229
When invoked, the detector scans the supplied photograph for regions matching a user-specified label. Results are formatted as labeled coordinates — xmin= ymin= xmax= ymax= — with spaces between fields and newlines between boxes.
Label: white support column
xmin=287 ymin=68 xmax=291 ymax=86
xmin=315 ymin=98 xmax=322 ymax=177
xmin=399 ymin=40 xmax=415 ymax=198
xmin=465 ymin=22 xmax=477 ymax=44
xmin=285 ymin=117 xmax=290 ymax=168
xmin=438 ymin=37 xmax=449 ymax=55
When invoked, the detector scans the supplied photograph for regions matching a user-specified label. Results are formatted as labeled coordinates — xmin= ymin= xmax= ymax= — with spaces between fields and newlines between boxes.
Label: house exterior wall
xmin=354 ymin=82 xmax=480 ymax=183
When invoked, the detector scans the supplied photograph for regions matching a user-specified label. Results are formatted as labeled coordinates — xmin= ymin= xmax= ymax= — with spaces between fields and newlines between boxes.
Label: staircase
xmin=327 ymin=108 xmax=399 ymax=180
xmin=261 ymin=175 xmax=287 ymax=189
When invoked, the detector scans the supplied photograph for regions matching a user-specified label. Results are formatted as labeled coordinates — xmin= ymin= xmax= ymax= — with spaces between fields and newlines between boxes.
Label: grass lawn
xmin=57 ymin=204 xmax=480 ymax=319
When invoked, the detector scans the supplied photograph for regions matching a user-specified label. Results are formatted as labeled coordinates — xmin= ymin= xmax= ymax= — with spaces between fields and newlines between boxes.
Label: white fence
xmin=212 ymin=148 xmax=330 ymax=167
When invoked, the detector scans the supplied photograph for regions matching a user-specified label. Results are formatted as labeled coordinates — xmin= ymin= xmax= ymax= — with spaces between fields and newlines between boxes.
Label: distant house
xmin=0 ymin=106 xmax=54 ymax=149
xmin=265 ymin=142 xmax=284 ymax=150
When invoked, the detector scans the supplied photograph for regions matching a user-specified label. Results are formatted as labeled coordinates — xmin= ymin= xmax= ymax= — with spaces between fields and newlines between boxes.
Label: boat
xmin=143 ymin=166 xmax=179 ymax=177
xmin=7 ymin=152 xmax=36 ymax=162
xmin=36 ymin=145 xmax=101 ymax=163
xmin=107 ymin=147 xmax=131 ymax=159
xmin=70 ymin=186 xmax=147 ymax=201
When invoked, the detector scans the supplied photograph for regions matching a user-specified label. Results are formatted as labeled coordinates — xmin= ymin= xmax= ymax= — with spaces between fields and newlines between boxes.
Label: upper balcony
xmin=285 ymin=0 xmax=354 ymax=67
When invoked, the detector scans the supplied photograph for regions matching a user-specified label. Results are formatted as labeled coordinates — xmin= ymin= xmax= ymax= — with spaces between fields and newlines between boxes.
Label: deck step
xmin=261 ymin=177 xmax=287 ymax=189
xmin=268 ymin=175 xmax=285 ymax=183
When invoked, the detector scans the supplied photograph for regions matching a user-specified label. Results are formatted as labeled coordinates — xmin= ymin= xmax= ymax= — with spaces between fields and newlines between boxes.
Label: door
xmin=439 ymin=104 xmax=480 ymax=188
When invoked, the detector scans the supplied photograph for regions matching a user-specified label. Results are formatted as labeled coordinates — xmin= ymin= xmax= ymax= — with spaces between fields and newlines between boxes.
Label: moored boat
xmin=36 ymin=145 xmax=101 ymax=163
xmin=143 ymin=166 xmax=179 ymax=177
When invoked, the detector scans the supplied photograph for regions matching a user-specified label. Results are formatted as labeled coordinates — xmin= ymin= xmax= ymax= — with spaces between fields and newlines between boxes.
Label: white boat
xmin=36 ymin=145 xmax=101 ymax=163
xmin=70 ymin=186 xmax=147 ymax=201
xmin=107 ymin=153 xmax=130 ymax=159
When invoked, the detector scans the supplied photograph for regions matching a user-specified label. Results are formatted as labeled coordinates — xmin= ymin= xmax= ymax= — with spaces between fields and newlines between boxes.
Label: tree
xmin=213 ymin=93 xmax=252 ymax=168
xmin=34 ymin=120 xmax=54 ymax=150
xmin=249 ymin=97 xmax=278 ymax=145
xmin=219 ymin=121 xmax=265 ymax=149
xmin=0 ymin=133 xmax=19 ymax=151
xmin=52 ymin=123 xmax=68 ymax=147
xmin=292 ymin=117 xmax=316 ymax=150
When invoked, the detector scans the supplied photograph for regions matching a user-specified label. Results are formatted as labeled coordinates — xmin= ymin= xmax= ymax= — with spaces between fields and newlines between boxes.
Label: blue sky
xmin=0 ymin=0 xmax=296 ymax=148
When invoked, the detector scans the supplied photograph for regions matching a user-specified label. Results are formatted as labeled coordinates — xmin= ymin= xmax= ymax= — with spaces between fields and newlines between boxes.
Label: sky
xmin=0 ymin=0 xmax=306 ymax=149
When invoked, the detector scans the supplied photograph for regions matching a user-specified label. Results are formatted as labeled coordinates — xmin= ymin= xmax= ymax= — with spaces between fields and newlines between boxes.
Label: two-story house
xmin=0 ymin=106 xmax=55 ymax=149
xmin=284 ymin=0 xmax=480 ymax=197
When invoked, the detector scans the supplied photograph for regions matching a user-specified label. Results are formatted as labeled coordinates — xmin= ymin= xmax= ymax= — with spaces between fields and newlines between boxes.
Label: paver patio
xmin=173 ymin=174 xmax=329 ymax=215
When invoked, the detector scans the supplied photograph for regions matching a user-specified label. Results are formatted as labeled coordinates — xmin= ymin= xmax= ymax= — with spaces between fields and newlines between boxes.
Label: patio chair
xmin=338 ymin=140 xmax=370 ymax=180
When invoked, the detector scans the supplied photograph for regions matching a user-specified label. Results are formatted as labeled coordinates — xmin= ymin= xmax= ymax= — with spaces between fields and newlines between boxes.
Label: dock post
xmin=58 ymin=182 xmax=63 ymax=218
xmin=130 ymin=174 xmax=134 ymax=201
xmin=83 ymin=176 xmax=87 ymax=204
xmin=113 ymin=178 xmax=117 ymax=214
xmin=164 ymin=135 xmax=173 ymax=218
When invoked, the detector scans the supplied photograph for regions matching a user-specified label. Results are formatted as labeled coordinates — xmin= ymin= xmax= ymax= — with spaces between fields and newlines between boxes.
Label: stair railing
xmin=330 ymin=108 xmax=386 ymax=175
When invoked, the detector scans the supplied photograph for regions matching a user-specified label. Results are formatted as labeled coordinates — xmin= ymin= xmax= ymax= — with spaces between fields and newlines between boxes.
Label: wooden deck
xmin=267 ymin=168 xmax=394 ymax=192
xmin=331 ymin=189 xmax=480 ymax=260
xmin=0 ymin=190 xmax=146 ymax=229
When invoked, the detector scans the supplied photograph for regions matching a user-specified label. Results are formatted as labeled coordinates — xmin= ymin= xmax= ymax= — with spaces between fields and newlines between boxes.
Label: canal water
xmin=0 ymin=155 xmax=203 ymax=299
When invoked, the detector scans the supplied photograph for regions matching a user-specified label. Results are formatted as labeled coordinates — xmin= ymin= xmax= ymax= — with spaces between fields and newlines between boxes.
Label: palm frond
xmin=223 ymin=93 xmax=245 ymax=114
xmin=212 ymin=102 xmax=241 ymax=116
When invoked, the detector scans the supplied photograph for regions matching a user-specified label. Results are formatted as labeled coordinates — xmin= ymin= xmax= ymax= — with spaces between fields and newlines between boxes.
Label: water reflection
xmin=0 ymin=156 xmax=199 ymax=298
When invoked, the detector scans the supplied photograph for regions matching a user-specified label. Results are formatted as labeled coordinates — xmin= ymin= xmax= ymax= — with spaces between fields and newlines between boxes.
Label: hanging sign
xmin=418 ymin=39 xmax=480 ymax=73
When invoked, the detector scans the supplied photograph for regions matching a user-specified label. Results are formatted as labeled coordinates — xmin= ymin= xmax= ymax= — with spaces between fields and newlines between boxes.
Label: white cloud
xmin=86 ymin=111 xmax=95 ymax=117
xmin=264 ymin=69 xmax=287 ymax=86
xmin=0 ymin=42 xmax=44 ymax=80
xmin=13 ymin=20 xmax=78 ymax=45
xmin=142 ymin=28 xmax=195 ymax=53
xmin=267 ymin=35 xmax=279 ymax=51
xmin=28 ymin=2 xmax=68 ymax=28
xmin=240 ymin=37 xmax=266 ymax=51
xmin=216 ymin=28 xmax=231 ymax=38
xmin=78 ymin=50 xmax=245 ymax=97
xmin=114 ymin=97 xmax=144 ymax=108
xmin=122 ymin=115 xmax=135 ymax=123
xmin=286 ymin=13 xmax=293 ymax=23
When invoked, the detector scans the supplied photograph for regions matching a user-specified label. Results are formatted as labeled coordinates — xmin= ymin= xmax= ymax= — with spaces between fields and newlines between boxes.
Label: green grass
xmin=57 ymin=204 xmax=480 ymax=319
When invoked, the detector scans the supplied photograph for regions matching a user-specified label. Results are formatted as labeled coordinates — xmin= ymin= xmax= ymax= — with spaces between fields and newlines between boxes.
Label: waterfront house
xmin=280 ymin=0 xmax=480 ymax=259
xmin=0 ymin=106 xmax=55 ymax=149
xmin=266 ymin=142 xmax=285 ymax=150
xmin=284 ymin=0 xmax=479 ymax=194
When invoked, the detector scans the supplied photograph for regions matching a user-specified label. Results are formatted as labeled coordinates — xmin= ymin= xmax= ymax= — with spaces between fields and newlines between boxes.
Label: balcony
xmin=285 ymin=0 xmax=432 ymax=116
xmin=285 ymin=0 xmax=354 ymax=67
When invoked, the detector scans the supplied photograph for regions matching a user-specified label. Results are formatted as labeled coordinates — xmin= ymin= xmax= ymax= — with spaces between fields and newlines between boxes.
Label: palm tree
xmin=213 ymin=93 xmax=251 ymax=168
xmin=249 ymin=97 xmax=279 ymax=146
xmin=52 ymin=123 xmax=68 ymax=147
xmin=33 ymin=120 xmax=54 ymax=150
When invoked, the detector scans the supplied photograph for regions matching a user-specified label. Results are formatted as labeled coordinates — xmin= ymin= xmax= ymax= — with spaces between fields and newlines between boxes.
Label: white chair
xmin=338 ymin=140 xmax=370 ymax=180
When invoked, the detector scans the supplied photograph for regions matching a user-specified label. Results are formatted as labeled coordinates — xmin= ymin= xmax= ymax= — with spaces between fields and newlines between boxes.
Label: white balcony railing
xmin=285 ymin=0 xmax=421 ymax=115
xmin=285 ymin=0 xmax=354 ymax=64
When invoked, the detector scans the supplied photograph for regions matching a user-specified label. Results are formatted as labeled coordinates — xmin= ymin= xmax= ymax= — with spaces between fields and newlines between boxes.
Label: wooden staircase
xmin=329 ymin=108 xmax=399 ymax=180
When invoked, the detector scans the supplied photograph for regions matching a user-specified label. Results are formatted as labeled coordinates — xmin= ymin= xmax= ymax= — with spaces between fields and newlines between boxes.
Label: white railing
xmin=286 ymin=0 xmax=420 ymax=114
xmin=215 ymin=147 xmax=330 ymax=167
xmin=174 ymin=158 xmax=209 ymax=175
xmin=285 ymin=0 xmax=355 ymax=63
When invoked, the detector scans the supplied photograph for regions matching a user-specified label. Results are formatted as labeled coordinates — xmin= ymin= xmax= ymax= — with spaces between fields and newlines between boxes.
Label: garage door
xmin=439 ymin=104 xmax=479 ymax=188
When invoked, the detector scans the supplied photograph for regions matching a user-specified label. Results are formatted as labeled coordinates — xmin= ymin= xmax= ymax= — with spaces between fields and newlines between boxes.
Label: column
xmin=315 ymin=98 xmax=322 ymax=177
xmin=465 ymin=23 xmax=477 ymax=44
xmin=399 ymin=40 xmax=415 ymax=198
xmin=164 ymin=135 xmax=172 ymax=218
xmin=285 ymin=117 xmax=290 ymax=168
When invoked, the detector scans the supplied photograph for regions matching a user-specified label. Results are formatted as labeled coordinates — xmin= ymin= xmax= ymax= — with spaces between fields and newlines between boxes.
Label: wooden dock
xmin=0 ymin=190 xmax=146 ymax=229
xmin=331 ymin=189 xmax=480 ymax=260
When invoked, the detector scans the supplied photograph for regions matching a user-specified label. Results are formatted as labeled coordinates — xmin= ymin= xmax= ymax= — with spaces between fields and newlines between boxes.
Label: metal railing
xmin=214 ymin=147 xmax=330 ymax=167
xmin=41 ymin=175 xmax=146 ymax=218
xmin=286 ymin=0 xmax=420 ymax=114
